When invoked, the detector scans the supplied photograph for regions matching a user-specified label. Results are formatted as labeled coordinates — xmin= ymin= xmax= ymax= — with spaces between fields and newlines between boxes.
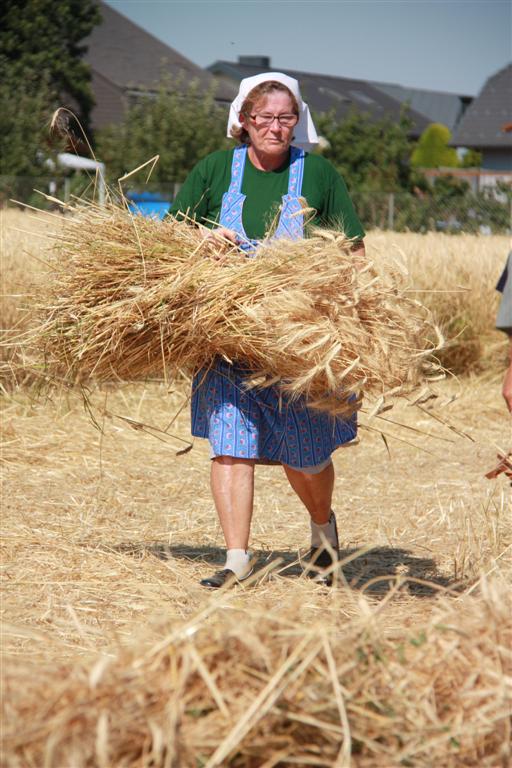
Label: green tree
xmin=315 ymin=108 xmax=417 ymax=193
xmin=96 ymin=77 xmax=229 ymax=188
xmin=431 ymin=174 xmax=469 ymax=202
xmin=0 ymin=60 xmax=64 ymax=204
xmin=314 ymin=108 xmax=422 ymax=229
xmin=411 ymin=123 xmax=459 ymax=168
xmin=460 ymin=148 xmax=482 ymax=168
xmin=0 ymin=0 xmax=101 ymax=127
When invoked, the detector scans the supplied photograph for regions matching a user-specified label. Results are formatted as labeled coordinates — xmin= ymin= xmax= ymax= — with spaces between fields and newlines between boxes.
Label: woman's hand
xmin=200 ymin=226 xmax=239 ymax=260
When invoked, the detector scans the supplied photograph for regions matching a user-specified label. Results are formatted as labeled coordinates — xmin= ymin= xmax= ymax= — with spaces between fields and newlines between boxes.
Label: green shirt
xmin=170 ymin=148 xmax=365 ymax=241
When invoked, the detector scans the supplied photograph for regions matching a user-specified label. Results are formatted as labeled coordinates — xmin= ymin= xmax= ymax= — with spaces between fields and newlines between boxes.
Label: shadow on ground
xmin=111 ymin=541 xmax=462 ymax=597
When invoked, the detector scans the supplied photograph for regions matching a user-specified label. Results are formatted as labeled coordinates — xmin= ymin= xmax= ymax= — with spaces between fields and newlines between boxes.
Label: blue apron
xmin=191 ymin=145 xmax=357 ymax=468
xmin=220 ymin=144 xmax=305 ymax=252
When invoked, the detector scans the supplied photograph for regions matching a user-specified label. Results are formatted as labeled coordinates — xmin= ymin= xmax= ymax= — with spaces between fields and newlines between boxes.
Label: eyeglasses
xmin=248 ymin=112 xmax=298 ymax=127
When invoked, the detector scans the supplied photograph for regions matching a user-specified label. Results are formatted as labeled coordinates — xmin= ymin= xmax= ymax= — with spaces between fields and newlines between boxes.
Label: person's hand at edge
xmin=200 ymin=226 xmax=239 ymax=261
xmin=503 ymin=339 xmax=512 ymax=414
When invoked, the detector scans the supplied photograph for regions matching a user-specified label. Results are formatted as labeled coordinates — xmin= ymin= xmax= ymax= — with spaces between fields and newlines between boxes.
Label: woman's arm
xmin=169 ymin=162 xmax=209 ymax=225
xmin=314 ymin=157 xmax=366 ymax=242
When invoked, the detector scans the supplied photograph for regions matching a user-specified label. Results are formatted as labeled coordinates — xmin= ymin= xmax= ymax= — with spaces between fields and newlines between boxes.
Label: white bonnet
xmin=226 ymin=71 xmax=319 ymax=150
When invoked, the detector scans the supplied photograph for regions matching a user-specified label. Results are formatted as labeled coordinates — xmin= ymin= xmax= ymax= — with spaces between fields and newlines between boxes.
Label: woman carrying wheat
xmin=170 ymin=73 xmax=365 ymax=588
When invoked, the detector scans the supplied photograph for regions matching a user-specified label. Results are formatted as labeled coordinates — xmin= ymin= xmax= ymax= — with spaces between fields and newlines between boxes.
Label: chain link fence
xmin=351 ymin=189 xmax=511 ymax=234
xmin=2 ymin=175 xmax=511 ymax=234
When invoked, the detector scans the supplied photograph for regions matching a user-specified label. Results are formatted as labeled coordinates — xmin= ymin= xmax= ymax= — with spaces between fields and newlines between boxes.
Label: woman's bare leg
xmin=210 ymin=456 xmax=256 ymax=549
xmin=283 ymin=462 xmax=338 ymax=584
xmin=282 ymin=462 xmax=334 ymax=524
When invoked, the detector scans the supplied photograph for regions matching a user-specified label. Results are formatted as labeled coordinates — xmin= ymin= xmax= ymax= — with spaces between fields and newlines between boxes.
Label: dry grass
xmin=1 ymin=210 xmax=511 ymax=767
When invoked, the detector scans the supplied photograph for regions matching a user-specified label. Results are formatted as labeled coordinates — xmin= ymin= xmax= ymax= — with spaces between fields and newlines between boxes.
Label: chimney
xmin=238 ymin=56 xmax=271 ymax=68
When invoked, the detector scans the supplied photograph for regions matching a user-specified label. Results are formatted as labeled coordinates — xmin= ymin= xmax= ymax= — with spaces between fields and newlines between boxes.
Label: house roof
xmin=88 ymin=68 xmax=126 ymax=129
xmin=85 ymin=2 xmax=236 ymax=103
xmin=369 ymin=82 xmax=472 ymax=132
xmin=451 ymin=64 xmax=512 ymax=148
xmin=208 ymin=59 xmax=432 ymax=137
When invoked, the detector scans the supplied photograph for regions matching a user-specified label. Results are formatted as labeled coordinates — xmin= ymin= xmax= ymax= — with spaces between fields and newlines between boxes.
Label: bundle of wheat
xmin=33 ymin=201 xmax=440 ymax=414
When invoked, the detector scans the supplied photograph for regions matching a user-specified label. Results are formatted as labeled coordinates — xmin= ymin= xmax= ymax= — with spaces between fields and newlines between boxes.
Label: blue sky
xmin=104 ymin=0 xmax=511 ymax=96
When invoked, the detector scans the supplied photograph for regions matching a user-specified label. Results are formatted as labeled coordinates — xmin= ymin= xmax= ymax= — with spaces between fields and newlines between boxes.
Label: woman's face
xmin=240 ymin=91 xmax=297 ymax=157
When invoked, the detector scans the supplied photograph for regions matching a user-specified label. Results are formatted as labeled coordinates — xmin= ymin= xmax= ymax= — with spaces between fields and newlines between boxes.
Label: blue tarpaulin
xmin=127 ymin=191 xmax=171 ymax=219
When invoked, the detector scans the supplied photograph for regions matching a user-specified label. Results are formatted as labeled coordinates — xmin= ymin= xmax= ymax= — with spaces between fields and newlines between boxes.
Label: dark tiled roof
xmin=369 ymin=82 xmax=472 ymax=132
xmin=451 ymin=64 xmax=512 ymax=148
xmin=208 ymin=60 xmax=431 ymax=137
xmin=89 ymin=68 xmax=126 ymax=129
xmin=85 ymin=2 xmax=237 ymax=103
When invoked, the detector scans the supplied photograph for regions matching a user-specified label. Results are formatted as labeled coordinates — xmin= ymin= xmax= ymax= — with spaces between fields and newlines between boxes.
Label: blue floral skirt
xmin=191 ymin=359 xmax=357 ymax=469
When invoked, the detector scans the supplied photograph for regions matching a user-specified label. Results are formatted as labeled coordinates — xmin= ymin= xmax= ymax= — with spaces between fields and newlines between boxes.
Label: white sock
xmin=224 ymin=549 xmax=251 ymax=578
xmin=310 ymin=512 xmax=338 ymax=548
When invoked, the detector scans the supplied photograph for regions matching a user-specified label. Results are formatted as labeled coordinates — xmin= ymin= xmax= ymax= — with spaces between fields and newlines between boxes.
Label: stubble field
xmin=1 ymin=208 xmax=511 ymax=767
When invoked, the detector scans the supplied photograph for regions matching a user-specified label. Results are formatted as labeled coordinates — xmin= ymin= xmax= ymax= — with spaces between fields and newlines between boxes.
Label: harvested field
xmin=369 ymin=230 xmax=508 ymax=374
xmin=1 ymin=209 xmax=511 ymax=767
